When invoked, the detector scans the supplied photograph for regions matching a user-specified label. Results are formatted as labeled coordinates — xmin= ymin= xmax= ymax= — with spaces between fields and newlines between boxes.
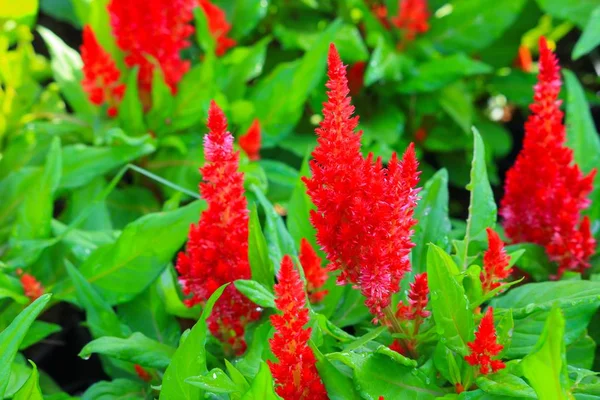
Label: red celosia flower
xmin=176 ymin=101 xmax=260 ymax=355
xmin=268 ymin=255 xmax=327 ymax=400
xmin=391 ymin=0 xmax=430 ymax=43
xmin=455 ymin=383 xmax=465 ymax=394
xmin=500 ymin=37 xmax=596 ymax=277
xmin=396 ymin=273 xmax=430 ymax=320
xmin=347 ymin=61 xmax=366 ymax=96
xmin=299 ymin=238 xmax=328 ymax=303
xmin=19 ymin=271 xmax=44 ymax=301
xmin=481 ymin=228 xmax=511 ymax=294
xmin=80 ymin=25 xmax=125 ymax=117
xmin=389 ymin=339 xmax=407 ymax=356
xmin=372 ymin=4 xmax=391 ymax=30
xmin=108 ymin=0 xmax=195 ymax=103
xmin=134 ymin=364 xmax=151 ymax=382
xmin=303 ymin=44 xmax=420 ymax=319
xmin=199 ymin=0 xmax=236 ymax=56
xmin=464 ymin=307 xmax=505 ymax=375
xmin=514 ymin=45 xmax=533 ymax=73
xmin=239 ymin=119 xmax=261 ymax=161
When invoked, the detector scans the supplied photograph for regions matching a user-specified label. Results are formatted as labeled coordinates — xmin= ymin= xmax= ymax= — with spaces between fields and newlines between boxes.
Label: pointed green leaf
xmin=248 ymin=205 xmax=274 ymax=290
xmin=13 ymin=361 xmax=43 ymax=400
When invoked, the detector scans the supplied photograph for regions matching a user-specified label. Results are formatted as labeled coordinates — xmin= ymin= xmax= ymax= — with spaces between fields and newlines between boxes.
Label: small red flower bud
xmin=396 ymin=273 xmax=430 ymax=320
xmin=464 ymin=308 xmax=505 ymax=375
xmin=19 ymin=272 xmax=44 ymax=302
xmin=299 ymin=238 xmax=328 ymax=303
xmin=134 ymin=364 xmax=151 ymax=382
xmin=481 ymin=228 xmax=511 ymax=294
xmin=514 ymin=45 xmax=533 ymax=72
xmin=198 ymin=0 xmax=236 ymax=56
xmin=239 ymin=119 xmax=261 ymax=161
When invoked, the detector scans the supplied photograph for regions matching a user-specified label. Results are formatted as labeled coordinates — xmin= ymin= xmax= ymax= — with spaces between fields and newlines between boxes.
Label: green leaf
xmin=572 ymin=6 xmax=600 ymax=59
xmin=427 ymin=244 xmax=474 ymax=356
xmin=564 ymin=69 xmax=600 ymax=220
xmin=475 ymin=373 xmax=536 ymax=399
xmin=194 ymin=6 xmax=216 ymax=54
xmin=235 ymin=279 xmax=275 ymax=309
xmin=13 ymin=361 xmax=43 ymax=400
xmin=171 ymin=58 xmax=215 ymax=131
xmin=118 ymin=68 xmax=146 ymax=135
xmin=241 ymin=362 xmax=279 ymax=400
xmin=259 ymin=159 xmax=298 ymax=203
xmin=82 ymin=379 xmax=146 ymax=400
xmin=411 ymin=169 xmax=451 ymax=275
xmin=567 ymin=335 xmax=596 ymax=370
xmin=521 ymin=305 xmax=570 ymax=399
xmin=536 ymin=0 xmax=598 ymax=27
xmin=230 ymin=0 xmax=269 ymax=38
xmin=491 ymin=281 xmax=600 ymax=357
xmin=185 ymin=368 xmax=239 ymax=394
xmin=38 ymin=26 xmax=95 ymax=117
xmin=455 ymin=129 xmax=496 ymax=270
xmin=364 ymin=37 xmax=403 ymax=86
xmin=0 ymin=0 xmax=38 ymax=24
xmin=79 ymin=332 xmax=176 ymax=369
xmin=220 ymin=38 xmax=270 ymax=100
xmin=158 ymin=266 xmax=202 ymax=319
xmin=0 ymin=294 xmax=51 ymax=399
xmin=160 ymin=284 xmax=227 ymax=400
xmin=505 ymin=243 xmax=553 ymax=281
xmin=57 ymin=200 xmax=205 ymax=305
xmin=287 ymin=155 xmax=317 ymax=249
xmin=439 ymin=82 xmax=473 ymax=133
xmin=19 ymin=321 xmax=61 ymax=350
xmin=146 ymin=68 xmax=175 ymax=135
xmin=248 ymin=206 xmax=274 ymax=290
xmin=425 ymin=0 xmax=527 ymax=53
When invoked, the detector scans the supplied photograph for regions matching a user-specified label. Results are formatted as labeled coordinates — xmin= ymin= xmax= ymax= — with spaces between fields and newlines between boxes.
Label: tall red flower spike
xmin=299 ymin=238 xmax=328 ymax=303
xmin=176 ymin=101 xmax=260 ymax=355
xmin=19 ymin=272 xmax=44 ymax=302
xmin=481 ymin=228 xmax=512 ymax=294
xmin=500 ymin=37 xmax=596 ymax=277
xmin=465 ymin=307 xmax=505 ymax=375
xmin=268 ymin=255 xmax=328 ymax=400
xmin=108 ymin=0 xmax=195 ymax=102
xmin=304 ymin=44 xmax=420 ymax=320
xmin=391 ymin=0 xmax=430 ymax=43
xmin=80 ymin=25 xmax=125 ymax=117
xmin=396 ymin=273 xmax=430 ymax=320
xmin=239 ymin=119 xmax=261 ymax=161
xmin=199 ymin=0 xmax=237 ymax=56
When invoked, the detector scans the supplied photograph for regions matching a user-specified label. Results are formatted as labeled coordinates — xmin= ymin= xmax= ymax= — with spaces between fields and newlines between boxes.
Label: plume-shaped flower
xmin=396 ymin=273 xmax=430 ymax=320
xmin=299 ymin=238 xmax=328 ymax=303
xmin=303 ymin=44 xmax=420 ymax=320
xmin=80 ymin=25 xmax=125 ymax=117
xmin=514 ymin=45 xmax=532 ymax=73
xmin=391 ymin=0 xmax=430 ymax=43
xmin=134 ymin=365 xmax=152 ymax=382
xmin=500 ymin=37 xmax=596 ymax=277
xmin=465 ymin=307 xmax=505 ymax=375
xmin=176 ymin=101 xmax=260 ymax=354
xmin=268 ymin=255 xmax=328 ymax=400
xmin=239 ymin=119 xmax=261 ymax=161
xmin=18 ymin=270 xmax=44 ymax=302
xmin=199 ymin=0 xmax=236 ymax=56
xmin=481 ymin=228 xmax=511 ymax=293
xmin=108 ymin=0 xmax=195 ymax=103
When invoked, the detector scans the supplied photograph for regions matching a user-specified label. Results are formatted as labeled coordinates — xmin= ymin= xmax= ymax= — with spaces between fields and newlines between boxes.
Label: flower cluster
xmin=481 ymin=228 xmax=511 ymax=294
xmin=390 ymin=0 xmax=430 ymax=43
xmin=500 ymin=37 xmax=596 ymax=276
xmin=268 ymin=255 xmax=328 ymax=400
xmin=199 ymin=0 xmax=237 ymax=56
xmin=18 ymin=270 xmax=44 ymax=302
xmin=239 ymin=119 xmax=261 ymax=161
xmin=396 ymin=273 xmax=430 ymax=320
xmin=80 ymin=26 xmax=125 ymax=117
xmin=299 ymin=238 xmax=328 ymax=303
xmin=464 ymin=308 xmax=505 ymax=375
xmin=176 ymin=101 xmax=260 ymax=354
xmin=304 ymin=44 xmax=420 ymax=319
xmin=108 ymin=0 xmax=195 ymax=103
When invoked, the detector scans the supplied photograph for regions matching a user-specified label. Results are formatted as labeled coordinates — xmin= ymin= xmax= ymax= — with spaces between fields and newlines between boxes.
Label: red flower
xmin=199 ymin=0 xmax=236 ymax=56
xmin=514 ymin=45 xmax=532 ymax=73
xmin=414 ymin=126 xmax=427 ymax=142
xmin=268 ymin=255 xmax=327 ymax=400
xmin=372 ymin=5 xmax=391 ymax=29
xmin=481 ymin=228 xmax=511 ymax=294
xmin=176 ymin=101 xmax=260 ymax=355
xmin=299 ymin=238 xmax=328 ymax=303
xmin=396 ymin=273 xmax=429 ymax=320
xmin=500 ymin=37 xmax=596 ymax=277
xmin=134 ymin=364 xmax=151 ymax=382
xmin=347 ymin=61 xmax=366 ymax=96
xmin=80 ymin=25 xmax=125 ymax=117
xmin=108 ymin=0 xmax=195 ymax=103
xmin=303 ymin=44 xmax=420 ymax=320
xmin=239 ymin=119 xmax=261 ymax=161
xmin=391 ymin=0 xmax=430 ymax=43
xmin=19 ymin=271 xmax=44 ymax=301
xmin=465 ymin=307 xmax=505 ymax=375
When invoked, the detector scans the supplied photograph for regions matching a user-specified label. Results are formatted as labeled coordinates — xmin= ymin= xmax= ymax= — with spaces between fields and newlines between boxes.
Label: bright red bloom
xmin=108 ymin=0 xmax=195 ymax=103
xmin=303 ymin=44 xmax=420 ymax=319
xmin=299 ymin=238 xmax=328 ymax=303
xmin=465 ymin=308 xmax=505 ymax=375
xmin=80 ymin=25 xmax=125 ymax=117
xmin=176 ymin=101 xmax=260 ymax=355
xmin=199 ymin=0 xmax=236 ymax=56
xmin=391 ymin=0 xmax=430 ymax=43
xmin=372 ymin=5 xmax=391 ymax=29
xmin=268 ymin=255 xmax=327 ymax=400
xmin=500 ymin=37 xmax=596 ymax=277
xmin=514 ymin=45 xmax=533 ymax=73
xmin=481 ymin=228 xmax=512 ymax=293
xmin=134 ymin=365 xmax=151 ymax=382
xmin=347 ymin=61 xmax=366 ymax=96
xmin=396 ymin=273 xmax=430 ymax=320
xmin=239 ymin=119 xmax=261 ymax=161
xmin=19 ymin=272 xmax=44 ymax=301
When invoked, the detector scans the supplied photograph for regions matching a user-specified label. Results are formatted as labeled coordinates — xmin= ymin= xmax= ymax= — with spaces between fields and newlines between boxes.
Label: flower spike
xmin=396 ymin=272 xmax=430 ymax=320
xmin=299 ymin=238 xmax=328 ymax=303
xmin=465 ymin=307 xmax=505 ymax=375
xmin=239 ymin=119 xmax=261 ymax=161
xmin=481 ymin=228 xmax=511 ymax=293
xmin=199 ymin=0 xmax=236 ymax=56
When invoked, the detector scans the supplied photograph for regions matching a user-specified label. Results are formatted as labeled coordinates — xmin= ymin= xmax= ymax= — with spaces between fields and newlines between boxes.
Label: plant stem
xmin=383 ymin=305 xmax=418 ymax=359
